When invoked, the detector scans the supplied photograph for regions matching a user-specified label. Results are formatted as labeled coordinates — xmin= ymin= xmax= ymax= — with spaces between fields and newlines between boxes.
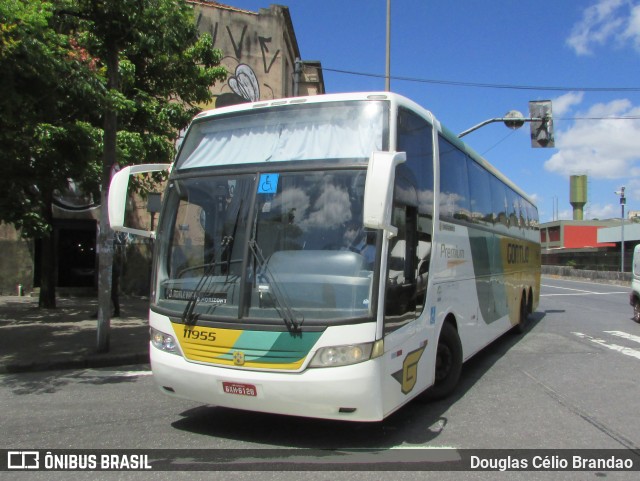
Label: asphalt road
xmin=1 ymin=276 xmax=639 ymax=479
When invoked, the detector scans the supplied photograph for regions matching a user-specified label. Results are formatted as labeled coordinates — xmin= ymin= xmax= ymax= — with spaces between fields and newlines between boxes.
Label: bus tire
xmin=513 ymin=294 xmax=529 ymax=334
xmin=420 ymin=322 xmax=462 ymax=401
xmin=633 ymin=298 xmax=640 ymax=323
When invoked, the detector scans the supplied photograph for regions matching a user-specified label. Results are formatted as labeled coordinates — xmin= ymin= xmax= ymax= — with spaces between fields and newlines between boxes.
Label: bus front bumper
xmin=150 ymin=346 xmax=386 ymax=422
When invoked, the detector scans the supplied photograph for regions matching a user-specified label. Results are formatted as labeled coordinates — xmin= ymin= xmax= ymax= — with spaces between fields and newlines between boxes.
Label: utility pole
xmin=293 ymin=57 xmax=302 ymax=97
xmin=385 ymin=0 xmax=391 ymax=91
xmin=97 ymin=43 xmax=120 ymax=353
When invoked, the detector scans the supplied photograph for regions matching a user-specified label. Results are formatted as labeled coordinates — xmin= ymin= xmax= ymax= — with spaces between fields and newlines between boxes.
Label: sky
xmin=224 ymin=0 xmax=640 ymax=223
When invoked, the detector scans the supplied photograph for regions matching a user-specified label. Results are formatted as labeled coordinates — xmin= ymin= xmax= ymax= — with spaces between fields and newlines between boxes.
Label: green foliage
xmin=74 ymin=0 xmax=227 ymax=153
xmin=0 ymin=0 xmax=227 ymax=238
xmin=0 ymin=0 xmax=103 ymax=238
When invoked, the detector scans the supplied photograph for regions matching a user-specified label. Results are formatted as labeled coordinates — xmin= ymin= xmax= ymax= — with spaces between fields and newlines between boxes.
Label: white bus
xmin=109 ymin=92 xmax=540 ymax=422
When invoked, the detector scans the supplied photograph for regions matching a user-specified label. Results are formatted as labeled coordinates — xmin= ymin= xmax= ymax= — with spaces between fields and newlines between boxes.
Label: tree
xmin=0 ymin=0 xmax=103 ymax=308
xmin=67 ymin=0 xmax=227 ymax=351
xmin=0 ymin=1 xmax=226 ymax=331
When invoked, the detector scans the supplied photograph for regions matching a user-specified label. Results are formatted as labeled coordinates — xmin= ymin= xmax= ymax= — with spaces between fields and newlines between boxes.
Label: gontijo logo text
xmin=507 ymin=243 xmax=530 ymax=265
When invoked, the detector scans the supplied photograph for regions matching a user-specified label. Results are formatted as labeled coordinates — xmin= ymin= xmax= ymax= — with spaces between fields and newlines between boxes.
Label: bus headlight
xmin=310 ymin=340 xmax=383 ymax=368
xmin=150 ymin=328 xmax=181 ymax=355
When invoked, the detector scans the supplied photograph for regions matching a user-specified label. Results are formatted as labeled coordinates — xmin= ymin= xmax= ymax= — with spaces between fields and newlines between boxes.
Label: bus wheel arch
xmin=419 ymin=315 xmax=462 ymax=401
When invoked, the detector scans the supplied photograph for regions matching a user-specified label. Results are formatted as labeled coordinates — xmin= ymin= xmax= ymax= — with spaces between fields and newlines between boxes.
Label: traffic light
xmin=529 ymin=100 xmax=554 ymax=148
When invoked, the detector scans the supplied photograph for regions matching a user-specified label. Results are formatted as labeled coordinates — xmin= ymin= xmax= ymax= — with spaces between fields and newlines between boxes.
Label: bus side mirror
xmin=108 ymin=163 xmax=171 ymax=238
xmin=363 ymin=151 xmax=406 ymax=237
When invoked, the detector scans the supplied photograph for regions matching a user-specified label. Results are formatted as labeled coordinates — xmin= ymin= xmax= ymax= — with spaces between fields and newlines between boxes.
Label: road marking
xmin=572 ymin=332 xmax=640 ymax=360
xmin=604 ymin=330 xmax=640 ymax=345
xmin=541 ymin=284 xmax=592 ymax=293
xmin=541 ymin=291 xmax=627 ymax=297
xmin=541 ymin=284 xmax=627 ymax=297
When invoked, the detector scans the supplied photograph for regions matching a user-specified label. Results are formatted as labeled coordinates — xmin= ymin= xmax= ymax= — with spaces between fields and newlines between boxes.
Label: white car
xmin=630 ymin=244 xmax=640 ymax=323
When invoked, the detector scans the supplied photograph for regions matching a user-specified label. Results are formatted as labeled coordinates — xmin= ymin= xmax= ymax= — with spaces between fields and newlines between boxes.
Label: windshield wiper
xmin=248 ymin=240 xmax=302 ymax=332
xmin=221 ymin=198 xmax=243 ymax=275
xmin=181 ymin=260 xmax=219 ymax=325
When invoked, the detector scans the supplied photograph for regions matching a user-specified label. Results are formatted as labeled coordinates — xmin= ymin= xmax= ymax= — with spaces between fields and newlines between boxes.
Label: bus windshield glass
xmin=155 ymin=169 xmax=378 ymax=324
xmin=175 ymin=100 xmax=386 ymax=169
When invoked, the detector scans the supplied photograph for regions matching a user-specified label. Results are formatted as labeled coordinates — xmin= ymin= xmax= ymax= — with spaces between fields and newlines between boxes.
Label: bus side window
xmin=438 ymin=137 xmax=471 ymax=222
xmin=491 ymin=177 xmax=509 ymax=230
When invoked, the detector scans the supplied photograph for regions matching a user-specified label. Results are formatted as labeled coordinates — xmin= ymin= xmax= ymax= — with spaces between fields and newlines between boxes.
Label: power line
xmin=322 ymin=67 xmax=640 ymax=93
xmin=481 ymin=129 xmax=517 ymax=155
xmin=558 ymin=116 xmax=640 ymax=120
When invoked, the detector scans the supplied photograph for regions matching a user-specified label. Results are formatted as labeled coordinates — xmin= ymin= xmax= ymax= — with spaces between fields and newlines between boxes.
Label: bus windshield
xmin=155 ymin=169 xmax=378 ymax=325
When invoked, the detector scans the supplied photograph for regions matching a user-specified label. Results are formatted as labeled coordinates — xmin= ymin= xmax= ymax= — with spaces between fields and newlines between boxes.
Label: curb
xmin=0 ymin=351 xmax=150 ymax=374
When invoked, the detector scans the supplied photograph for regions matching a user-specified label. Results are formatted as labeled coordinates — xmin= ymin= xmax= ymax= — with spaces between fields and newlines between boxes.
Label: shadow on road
xmin=171 ymin=311 xmax=546 ymax=448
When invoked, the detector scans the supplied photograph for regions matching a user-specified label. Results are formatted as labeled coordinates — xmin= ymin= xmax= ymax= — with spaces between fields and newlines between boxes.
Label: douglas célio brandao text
xmin=470 ymin=454 xmax=635 ymax=471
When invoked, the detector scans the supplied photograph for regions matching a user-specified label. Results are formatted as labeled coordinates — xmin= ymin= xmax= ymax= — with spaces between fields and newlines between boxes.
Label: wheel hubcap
xmin=435 ymin=344 xmax=452 ymax=382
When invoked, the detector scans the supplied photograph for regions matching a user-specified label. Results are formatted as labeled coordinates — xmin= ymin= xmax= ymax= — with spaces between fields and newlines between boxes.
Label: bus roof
xmin=193 ymin=92 xmax=536 ymax=207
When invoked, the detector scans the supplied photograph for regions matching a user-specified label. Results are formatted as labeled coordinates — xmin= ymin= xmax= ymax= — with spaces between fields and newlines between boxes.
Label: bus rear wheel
xmin=420 ymin=322 xmax=462 ymax=401
xmin=513 ymin=294 xmax=529 ymax=334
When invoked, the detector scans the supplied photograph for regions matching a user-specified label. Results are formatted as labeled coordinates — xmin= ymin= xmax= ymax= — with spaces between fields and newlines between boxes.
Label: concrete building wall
xmin=564 ymin=225 xmax=615 ymax=249
xmin=598 ymin=222 xmax=640 ymax=243
xmin=190 ymin=2 xmax=323 ymax=107
xmin=0 ymin=223 xmax=33 ymax=295
xmin=540 ymin=220 xmax=618 ymax=250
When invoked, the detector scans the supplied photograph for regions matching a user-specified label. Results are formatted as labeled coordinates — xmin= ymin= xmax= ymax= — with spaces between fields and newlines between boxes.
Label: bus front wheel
xmin=633 ymin=298 xmax=640 ymax=323
xmin=420 ymin=322 xmax=462 ymax=401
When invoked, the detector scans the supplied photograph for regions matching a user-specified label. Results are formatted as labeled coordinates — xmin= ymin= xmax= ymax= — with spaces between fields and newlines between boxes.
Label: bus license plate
xmin=222 ymin=382 xmax=257 ymax=397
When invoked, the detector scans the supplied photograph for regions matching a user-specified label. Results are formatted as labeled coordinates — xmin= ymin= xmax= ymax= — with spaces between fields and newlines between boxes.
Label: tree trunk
xmin=38 ymin=194 xmax=57 ymax=308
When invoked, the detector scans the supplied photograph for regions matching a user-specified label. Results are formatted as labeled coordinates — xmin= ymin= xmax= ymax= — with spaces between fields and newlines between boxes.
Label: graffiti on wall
xmin=227 ymin=64 xmax=259 ymax=103
xmin=196 ymin=11 xmax=283 ymax=108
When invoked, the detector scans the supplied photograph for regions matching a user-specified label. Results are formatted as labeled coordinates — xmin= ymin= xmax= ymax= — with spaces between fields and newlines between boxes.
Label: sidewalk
xmin=0 ymin=295 xmax=150 ymax=374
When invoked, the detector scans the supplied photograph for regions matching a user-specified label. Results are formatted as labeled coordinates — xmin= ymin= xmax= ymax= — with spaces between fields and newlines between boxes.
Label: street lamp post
xmin=616 ymin=187 xmax=626 ymax=272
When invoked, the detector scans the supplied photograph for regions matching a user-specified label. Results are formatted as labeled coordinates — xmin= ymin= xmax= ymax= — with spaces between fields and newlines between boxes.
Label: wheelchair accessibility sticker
xmin=258 ymin=174 xmax=279 ymax=194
